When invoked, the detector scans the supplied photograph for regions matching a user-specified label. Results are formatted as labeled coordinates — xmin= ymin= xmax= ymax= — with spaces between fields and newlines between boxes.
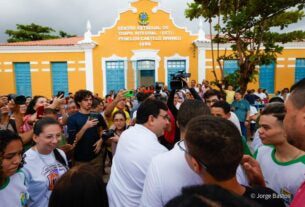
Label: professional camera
xmin=170 ymin=71 xmax=191 ymax=90
xmin=101 ymin=129 xmax=115 ymax=142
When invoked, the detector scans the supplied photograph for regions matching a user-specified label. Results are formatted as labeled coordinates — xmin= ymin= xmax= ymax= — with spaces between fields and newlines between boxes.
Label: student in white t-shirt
xmin=22 ymin=118 xmax=68 ymax=207
xmin=0 ymin=130 xmax=29 ymax=207
xmin=255 ymin=103 xmax=305 ymax=205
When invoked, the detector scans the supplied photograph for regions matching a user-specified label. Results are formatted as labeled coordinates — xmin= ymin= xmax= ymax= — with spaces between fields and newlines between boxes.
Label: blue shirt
xmin=67 ymin=112 xmax=107 ymax=162
xmin=231 ymin=99 xmax=250 ymax=122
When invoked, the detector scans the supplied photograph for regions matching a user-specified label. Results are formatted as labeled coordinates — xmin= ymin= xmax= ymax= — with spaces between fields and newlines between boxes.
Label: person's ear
xmin=190 ymin=156 xmax=203 ymax=174
xmin=147 ymin=114 xmax=155 ymax=126
xmin=32 ymin=134 xmax=39 ymax=144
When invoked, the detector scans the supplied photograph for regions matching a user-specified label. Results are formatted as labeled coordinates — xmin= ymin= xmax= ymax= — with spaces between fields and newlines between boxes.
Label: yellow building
xmin=0 ymin=0 xmax=305 ymax=97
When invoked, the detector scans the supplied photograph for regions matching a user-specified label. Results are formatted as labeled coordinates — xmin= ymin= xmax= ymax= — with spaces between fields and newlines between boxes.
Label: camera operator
xmin=167 ymin=74 xmax=203 ymax=144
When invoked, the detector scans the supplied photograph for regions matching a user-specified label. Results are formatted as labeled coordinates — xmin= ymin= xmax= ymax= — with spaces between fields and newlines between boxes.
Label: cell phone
xmin=89 ymin=112 xmax=99 ymax=120
xmin=57 ymin=91 xmax=65 ymax=98
xmin=124 ymin=90 xmax=134 ymax=98
xmin=36 ymin=106 xmax=44 ymax=119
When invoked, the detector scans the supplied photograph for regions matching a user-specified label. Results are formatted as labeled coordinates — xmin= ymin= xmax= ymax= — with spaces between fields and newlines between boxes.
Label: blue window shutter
xmin=51 ymin=62 xmax=69 ymax=96
xmin=14 ymin=62 xmax=32 ymax=97
xmin=167 ymin=60 xmax=186 ymax=90
xmin=106 ymin=61 xmax=125 ymax=94
xmin=295 ymin=59 xmax=305 ymax=82
xmin=224 ymin=60 xmax=239 ymax=76
xmin=259 ymin=62 xmax=275 ymax=93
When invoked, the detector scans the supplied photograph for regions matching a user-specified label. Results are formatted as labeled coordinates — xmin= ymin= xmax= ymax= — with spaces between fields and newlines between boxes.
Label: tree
xmin=186 ymin=0 xmax=305 ymax=93
xmin=5 ymin=23 xmax=76 ymax=43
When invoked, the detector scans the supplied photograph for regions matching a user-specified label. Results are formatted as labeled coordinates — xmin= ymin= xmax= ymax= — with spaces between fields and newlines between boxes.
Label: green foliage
xmin=5 ymin=23 xmax=76 ymax=43
xmin=186 ymin=0 xmax=305 ymax=92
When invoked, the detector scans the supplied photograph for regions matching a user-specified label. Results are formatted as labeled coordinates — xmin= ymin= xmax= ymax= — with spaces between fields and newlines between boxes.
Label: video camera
xmin=170 ymin=71 xmax=191 ymax=90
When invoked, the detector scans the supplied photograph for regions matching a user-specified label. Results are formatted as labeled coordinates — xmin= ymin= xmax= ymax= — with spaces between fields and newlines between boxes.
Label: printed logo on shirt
xmin=42 ymin=164 xmax=66 ymax=191
xmin=20 ymin=191 xmax=29 ymax=207
xmin=280 ymin=187 xmax=293 ymax=205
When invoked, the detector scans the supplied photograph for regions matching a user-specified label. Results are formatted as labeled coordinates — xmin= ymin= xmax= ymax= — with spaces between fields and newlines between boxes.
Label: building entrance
xmin=137 ymin=60 xmax=155 ymax=87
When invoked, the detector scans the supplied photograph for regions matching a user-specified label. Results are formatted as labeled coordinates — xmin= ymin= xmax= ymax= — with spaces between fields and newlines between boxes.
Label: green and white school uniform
xmin=255 ymin=145 xmax=305 ymax=205
xmin=0 ymin=171 xmax=29 ymax=207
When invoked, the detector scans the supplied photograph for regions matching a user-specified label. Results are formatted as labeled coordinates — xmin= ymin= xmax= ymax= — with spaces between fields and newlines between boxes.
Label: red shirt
xmin=163 ymin=110 xmax=176 ymax=144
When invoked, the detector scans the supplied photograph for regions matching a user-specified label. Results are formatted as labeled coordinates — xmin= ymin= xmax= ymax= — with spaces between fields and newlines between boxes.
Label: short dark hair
xmin=43 ymin=108 xmax=57 ymax=115
xmin=177 ymin=100 xmax=210 ymax=130
xmin=0 ymin=130 xmax=24 ymax=184
xmin=49 ymin=164 xmax=108 ymax=207
xmin=165 ymin=185 xmax=260 ymax=207
xmin=136 ymin=99 xmax=168 ymax=124
xmin=290 ymin=78 xmax=305 ymax=109
xmin=185 ymin=116 xmax=243 ymax=181
xmin=261 ymin=102 xmax=285 ymax=122
xmin=203 ymin=89 xmax=221 ymax=100
xmin=269 ymin=96 xmax=284 ymax=103
xmin=91 ymin=97 xmax=102 ymax=109
xmin=211 ymin=101 xmax=231 ymax=114
xmin=74 ymin=90 xmax=93 ymax=108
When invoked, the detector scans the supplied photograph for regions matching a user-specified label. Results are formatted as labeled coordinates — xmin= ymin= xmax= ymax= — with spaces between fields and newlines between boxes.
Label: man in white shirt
xmin=140 ymin=100 xmax=210 ymax=207
xmin=107 ymin=99 xmax=169 ymax=207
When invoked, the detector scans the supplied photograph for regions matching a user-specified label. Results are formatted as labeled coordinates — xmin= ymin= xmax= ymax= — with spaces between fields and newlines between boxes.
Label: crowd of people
xmin=1 ymin=77 xmax=305 ymax=207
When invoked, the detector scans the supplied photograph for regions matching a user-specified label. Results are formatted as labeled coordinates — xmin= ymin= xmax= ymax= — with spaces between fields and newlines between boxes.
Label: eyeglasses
xmin=177 ymin=140 xmax=208 ymax=169
xmin=158 ymin=114 xmax=171 ymax=121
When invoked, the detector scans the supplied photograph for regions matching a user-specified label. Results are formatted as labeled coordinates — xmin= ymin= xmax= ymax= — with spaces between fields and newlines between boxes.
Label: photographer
xmin=167 ymin=73 xmax=203 ymax=144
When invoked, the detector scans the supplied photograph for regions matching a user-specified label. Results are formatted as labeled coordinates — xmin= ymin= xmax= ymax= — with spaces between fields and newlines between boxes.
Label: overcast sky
xmin=0 ymin=0 xmax=304 ymax=43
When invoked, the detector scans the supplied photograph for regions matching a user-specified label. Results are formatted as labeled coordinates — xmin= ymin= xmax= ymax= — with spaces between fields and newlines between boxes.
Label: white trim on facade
xmin=3 ymin=62 xmax=12 ymax=65
xmin=4 ymin=69 xmax=12 ymax=72
xmin=277 ymin=65 xmax=284 ymax=68
xmin=30 ymin=61 xmax=38 ymax=65
xmin=41 ymin=69 xmax=50 ymax=72
xmin=288 ymin=58 xmax=296 ymax=61
xmin=30 ymin=69 xmax=38 ymax=72
xmin=68 ymin=61 xmax=75 ymax=64
xmin=78 ymin=61 xmax=86 ymax=64
xmin=41 ymin=61 xmax=50 ymax=64
xmin=78 ymin=68 xmax=86 ymax=71
xmin=130 ymin=49 xmax=161 ymax=88
xmin=288 ymin=65 xmax=295 ymax=68
xmin=101 ymin=55 xmax=128 ymax=96
xmin=198 ymin=48 xmax=206 ymax=82
xmin=277 ymin=58 xmax=285 ymax=61
xmin=0 ymin=46 xmax=84 ymax=53
xmin=68 ymin=68 xmax=76 ymax=71
xmin=164 ymin=53 xmax=190 ymax=86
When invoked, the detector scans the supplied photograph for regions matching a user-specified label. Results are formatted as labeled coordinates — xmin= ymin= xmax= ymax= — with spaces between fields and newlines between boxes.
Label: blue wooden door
xmin=224 ymin=60 xmax=239 ymax=76
xmin=295 ymin=59 xmax=305 ymax=82
xmin=259 ymin=62 xmax=275 ymax=93
xmin=14 ymin=62 xmax=32 ymax=96
xmin=167 ymin=60 xmax=186 ymax=89
xmin=51 ymin=62 xmax=69 ymax=96
xmin=106 ymin=61 xmax=125 ymax=94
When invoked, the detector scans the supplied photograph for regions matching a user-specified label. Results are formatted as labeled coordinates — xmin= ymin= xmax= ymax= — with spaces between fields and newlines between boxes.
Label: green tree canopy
xmin=5 ymin=23 xmax=76 ymax=43
xmin=186 ymin=0 xmax=305 ymax=93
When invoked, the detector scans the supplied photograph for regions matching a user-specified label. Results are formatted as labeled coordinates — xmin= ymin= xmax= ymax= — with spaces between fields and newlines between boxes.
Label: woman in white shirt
xmin=22 ymin=117 xmax=68 ymax=207
xmin=0 ymin=129 xmax=29 ymax=207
